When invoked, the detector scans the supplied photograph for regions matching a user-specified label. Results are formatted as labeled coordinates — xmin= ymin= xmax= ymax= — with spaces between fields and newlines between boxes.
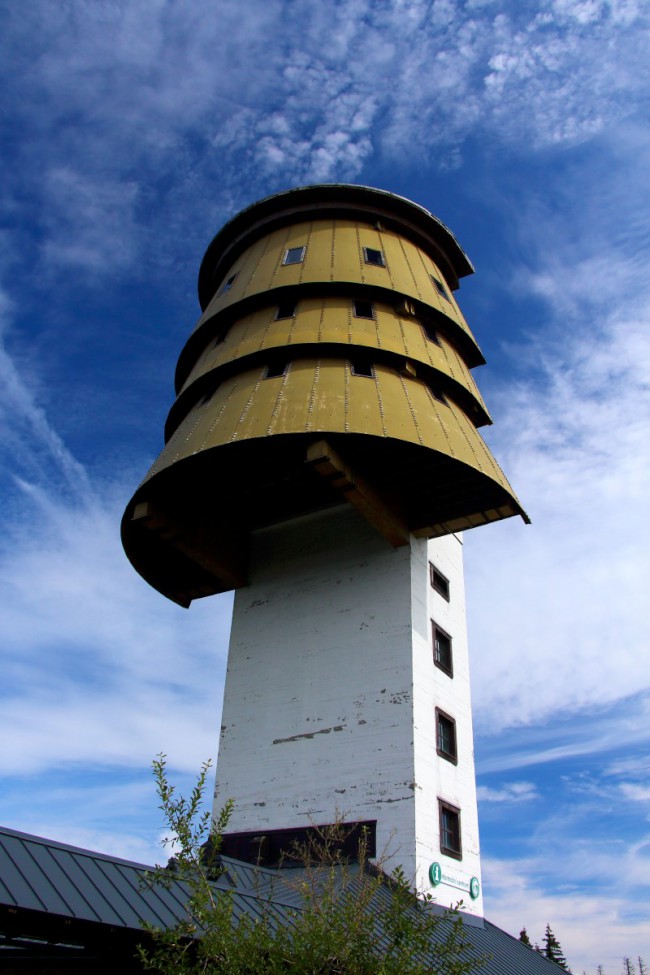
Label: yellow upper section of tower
xmin=175 ymin=297 xmax=488 ymax=427
xmin=193 ymin=219 xmax=477 ymax=349
xmin=121 ymin=184 xmax=527 ymax=607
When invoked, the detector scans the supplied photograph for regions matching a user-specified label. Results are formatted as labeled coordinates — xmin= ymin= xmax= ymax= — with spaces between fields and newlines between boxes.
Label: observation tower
xmin=122 ymin=184 xmax=527 ymax=917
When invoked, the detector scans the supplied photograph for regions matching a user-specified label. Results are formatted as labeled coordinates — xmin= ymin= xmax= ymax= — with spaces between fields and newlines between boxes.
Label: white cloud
xmin=0 ymin=288 xmax=93 ymax=502
xmin=2 ymin=0 xmax=649 ymax=275
xmin=467 ymin=302 xmax=650 ymax=729
xmin=477 ymin=781 xmax=538 ymax=802
xmin=483 ymin=852 xmax=650 ymax=971
xmin=0 ymin=479 xmax=233 ymax=776
xmin=464 ymin=126 xmax=650 ymax=732
xmin=42 ymin=168 xmax=140 ymax=272
xmin=619 ymin=783 xmax=650 ymax=802
xmin=0 ymin=294 xmax=232 ymax=778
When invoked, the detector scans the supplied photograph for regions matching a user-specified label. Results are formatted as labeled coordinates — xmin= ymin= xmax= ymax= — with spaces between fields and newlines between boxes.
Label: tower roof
xmin=198 ymin=184 xmax=474 ymax=310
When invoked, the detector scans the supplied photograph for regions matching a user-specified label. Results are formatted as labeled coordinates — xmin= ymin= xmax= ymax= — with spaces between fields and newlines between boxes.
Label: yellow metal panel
xmin=160 ymin=363 xmax=505 ymax=492
xmin=208 ymin=370 xmax=264 ymax=446
xmin=446 ymin=399 xmax=509 ymax=483
xmin=261 ymin=318 xmax=295 ymax=349
xmin=381 ymin=232 xmax=420 ymax=299
xmin=249 ymin=226 xmax=300 ymax=293
xmin=376 ymin=367 xmax=418 ymax=443
xmin=330 ymin=219 xmax=360 ymax=281
xmin=230 ymin=377 xmax=284 ymax=443
xmin=346 ymin=363 xmax=386 ymax=439
xmin=414 ymin=246 xmax=470 ymax=333
xmin=331 ymin=224 xmax=366 ymax=285
xmin=305 ymin=221 xmax=335 ymax=282
xmin=181 ymin=299 xmax=488 ymax=418
xmin=285 ymin=299 xmax=328 ymax=346
xmin=307 ymin=358 xmax=346 ymax=432
xmin=266 ymin=361 xmax=313 ymax=435
xmin=194 ymin=221 xmax=478 ymax=354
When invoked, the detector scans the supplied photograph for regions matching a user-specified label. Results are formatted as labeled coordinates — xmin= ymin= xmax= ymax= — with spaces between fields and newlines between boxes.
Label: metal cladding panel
xmin=267 ymin=362 xmax=313 ymax=435
xmin=177 ymin=301 xmax=488 ymax=423
xmin=0 ymin=828 xmax=567 ymax=974
xmin=197 ymin=184 xmax=475 ymax=307
xmin=0 ymin=828 xmax=198 ymax=934
xmin=347 ymin=366 xmax=387 ymax=438
xmin=196 ymin=220 xmax=477 ymax=348
xmin=31 ymin=846 xmax=104 ymax=919
xmin=0 ymin=838 xmax=50 ymax=911
xmin=145 ymin=363 xmax=513 ymax=499
xmin=50 ymin=855 xmax=132 ymax=926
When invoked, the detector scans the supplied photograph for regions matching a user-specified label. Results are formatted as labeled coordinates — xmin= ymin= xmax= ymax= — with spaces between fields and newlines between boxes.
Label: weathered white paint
xmin=213 ymin=504 xmax=483 ymax=916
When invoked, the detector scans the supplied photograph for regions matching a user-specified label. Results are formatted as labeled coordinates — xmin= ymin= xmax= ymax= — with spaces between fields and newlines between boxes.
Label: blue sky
xmin=1 ymin=1 xmax=649 ymax=970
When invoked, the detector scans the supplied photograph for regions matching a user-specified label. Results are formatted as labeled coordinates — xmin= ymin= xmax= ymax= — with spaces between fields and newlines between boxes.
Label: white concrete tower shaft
xmin=213 ymin=504 xmax=483 ymax=916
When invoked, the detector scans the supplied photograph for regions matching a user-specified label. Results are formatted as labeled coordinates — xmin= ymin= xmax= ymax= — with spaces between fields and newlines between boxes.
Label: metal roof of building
xmin=0 ymin=825 xmax=567 ymax=974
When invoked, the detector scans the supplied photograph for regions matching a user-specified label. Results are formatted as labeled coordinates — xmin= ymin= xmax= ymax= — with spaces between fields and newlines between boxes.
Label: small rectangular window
xmin=351 ymin=360 xmax=374 ymax=378
xmin=283 ymin=246 xmax=306 ymax=265
xmin=265 ymin=362 xmax=288 ymax=379
xmin=436 ymin=709 xmax=457 ymax=764
xmin=353 ymin=299 xmax=374 ymax=319
xmin=432 ymin=622 xmax=453 ymax=677
xmin=428 ymin=383 xmax=447 ymax=405
xmin=422 ymin=321 xmax=442 ymax=345
xmin=438 ymin=800 xmax=462 ymax=859
xmin=276 ymin=301 xmax=296 ymax=320
xmin=219 ymin=273 xmax=237 ymax=296
xmin=431 ymin=275 xmax=451 ymax=302
xmin=363 ymin=246 xmax=385 ymax=267
xmin=430 ymin=564 xmax=450 ymax=600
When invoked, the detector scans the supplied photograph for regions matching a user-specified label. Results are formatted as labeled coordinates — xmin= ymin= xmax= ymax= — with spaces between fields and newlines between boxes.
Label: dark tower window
xmin=363 ymin=247 xmax=386 ymax=267
xmin=422 ymin=321 xmax=442 ymax=345
xmin=219 ymin=273 xmax=237 ymax=296
xmin=430 ymin=563 xmax=450 ymax=600
xmin=431 ymin=275 xmax=450 ymax=302
xmin=265 ymin=362 xmax=288 ymax=379
xmin=432 ymin=622 xmax=453 ymax=677
xmin=353 ymin=299 xmax=374 ymax=319
xmin=428 ymin=383 xmax=447 ymax=405
xmin=438 ymin=800 xmax=462 ymax=859
xmin=283 ymin=246 xmax=306 ymax=265
xmin=435 ymin=708 xmax=457 ymax=764
xmin=276 ymin=301 xmax=297 ymax=320
xmin=351 ymin=360 xmax=374 ymax=378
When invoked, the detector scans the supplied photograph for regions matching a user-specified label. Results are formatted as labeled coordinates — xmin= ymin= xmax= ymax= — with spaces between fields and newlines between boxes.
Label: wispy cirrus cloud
xmin=2 ymin=1 xmax=649 ymax=275
xmin=477 ymin=781 xmax=538 ymax=802
xmin=464 ymin=123 xmax=650 ymax=733
xmin=467 ymin=298 xmax=650 ymax=729
xmin=483 ymin=847 xmax=650 ymax=971
xmin=0 ymin=289 xmax=231 ymax=780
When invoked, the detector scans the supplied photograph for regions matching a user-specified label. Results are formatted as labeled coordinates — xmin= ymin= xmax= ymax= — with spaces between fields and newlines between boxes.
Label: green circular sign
xmin=429 ymin=862 xmax=442 ymax=886
xmin=469 ymin=877 xmax=480 ymax=900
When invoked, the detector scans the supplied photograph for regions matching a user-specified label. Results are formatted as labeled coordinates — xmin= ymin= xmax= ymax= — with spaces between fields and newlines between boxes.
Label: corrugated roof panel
xmin=32 ymin=844 xmax=100 ymax=918
xmin=0 ymin=827 xmax=569 ymax=973
xmin=116 ymin=865 xmax=187 ymax=929
xmin=51 ymin=850 xmax=127 ymax=925
xmin=0 ymin=835 xmax=50 ymax=912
